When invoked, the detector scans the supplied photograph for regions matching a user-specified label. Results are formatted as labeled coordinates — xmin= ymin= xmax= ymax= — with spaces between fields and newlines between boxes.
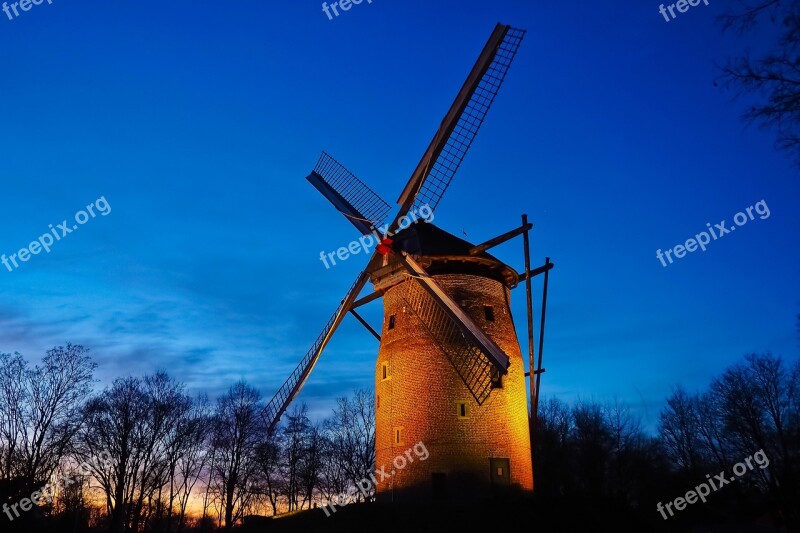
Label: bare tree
xmin=711 ymin=353 xmax=799 ymax=524
xmin=323 ymin=390 xmax=375 ymax=500
xmin=298 ymin=422 xmax=323 ymax=509
xmin=606 ymin=399 xmax=643 ymax=457
xmin=0 ymin=353 xmax=27 ymax=481
xmin=254 ymin=433 xmax=282 ymax=516
xmin=718 ymin=0 xmax=800 ymax=165
xmin=76 ymin=376 xmax=148 ymax=533
xmin=655 ymin=347 xmax=800 ymax=528
xmin=211 ymin=381 xmax=261 ymax=530
xmin=282 ymin=404 xmax=310 ymax=511
xmin=0 ymin=345 xmax=95 ymax=529
xmin=796 ymin=312 xmax=799 ymax=345
xmin=711 ymin=362 xmax=771 ymax=460
xmin=317 ymin=434 xmax=349 ymax=505
xmin=694 ymin=391 xmax=732 ymax=471
xmin=20 ymin=345 xmax=96 ymax=488
xmin=533 ymin=397 xmax=572 ymax=496
xmin=604 ymin=399 xmax=645 ymax=500
xmin=124 ymin=373 xmax=182 ymax=530
xmin=659 ymin=387 xmax=704 ymax=475
xmin=74 ymin=372 xmax=191 ymax=533
xmin=571 ymin=401 xmax=611 ymax=496
xmin=171 ymin=395 xmax=211 ymax=533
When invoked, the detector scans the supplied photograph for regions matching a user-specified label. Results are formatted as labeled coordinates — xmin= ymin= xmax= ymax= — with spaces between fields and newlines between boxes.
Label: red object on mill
xmin=377 ymin=238 xmax=394 ymax=256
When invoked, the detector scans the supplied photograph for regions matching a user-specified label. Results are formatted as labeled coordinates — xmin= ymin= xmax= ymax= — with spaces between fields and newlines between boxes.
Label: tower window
xmin=376 ymin=395 xmax=380 ymax=409
xmin=394 ymin=427 xmax=403 ymax=445
xmin=381 ymin=362 xmax=391 ymax=381
xmin=388 ymin=315 xmax=396 ymax=330
xmin=456 ymin=401 xmax=469 ymax=419
xmin=484 ymin=305 xmax=495 ymax=322
xmin=491 ymin=367 xmax=503 ymax=389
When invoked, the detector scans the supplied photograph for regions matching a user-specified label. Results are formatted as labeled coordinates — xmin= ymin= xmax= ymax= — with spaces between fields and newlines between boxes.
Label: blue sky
xmin=1 ymin=0 xmax=797 ymax=430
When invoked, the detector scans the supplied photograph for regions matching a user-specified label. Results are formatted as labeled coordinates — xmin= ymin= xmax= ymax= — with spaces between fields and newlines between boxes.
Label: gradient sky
xmin=1 ymin=0 xmax=798 ymax=431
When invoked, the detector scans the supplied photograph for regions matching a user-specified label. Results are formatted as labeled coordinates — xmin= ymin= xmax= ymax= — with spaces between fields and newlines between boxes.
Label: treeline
xmin=0 ymin=345 xmax=374 ymax=532
xmin=534 ymin=352 xmax=800 ymax=530
xmin=2 ymin=344 xmax=798 ymax=532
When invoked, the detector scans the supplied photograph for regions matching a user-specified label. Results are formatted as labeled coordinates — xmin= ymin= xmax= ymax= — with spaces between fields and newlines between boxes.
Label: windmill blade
xmin=397 ymin=252 xmax=510 ymax=371
xmin=396 ymin=252 xmax=510 ymax=404
xmin=399 ymin=278 xmax=500 ymax=405
xmin=307 ymin=151 xmax=392 ymax=235
xmin=262 ymin=269 xmax=371 ymax=434
xmin=391 ymin=24 xmax=526 ymax=232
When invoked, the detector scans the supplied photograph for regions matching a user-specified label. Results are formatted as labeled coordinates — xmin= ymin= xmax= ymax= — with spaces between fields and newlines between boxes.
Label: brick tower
xmin=372 ymin=223 xmax=533 ymax=502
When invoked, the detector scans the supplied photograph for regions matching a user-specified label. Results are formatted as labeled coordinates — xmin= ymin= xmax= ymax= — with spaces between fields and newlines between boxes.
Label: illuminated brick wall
xmin=375 ymin=273 xmax=533 ymax=502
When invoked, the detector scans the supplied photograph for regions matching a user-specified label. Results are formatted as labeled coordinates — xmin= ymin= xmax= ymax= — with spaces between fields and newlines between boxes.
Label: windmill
xmin=262 ymin=23 xmax=554 ymax=502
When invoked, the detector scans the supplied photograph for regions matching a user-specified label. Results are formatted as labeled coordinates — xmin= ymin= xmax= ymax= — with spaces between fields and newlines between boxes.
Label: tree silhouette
xmin=210 ymin=381 xmax=261 ymax=530
xmin=718 ymin=0 xmax=800 ymax=166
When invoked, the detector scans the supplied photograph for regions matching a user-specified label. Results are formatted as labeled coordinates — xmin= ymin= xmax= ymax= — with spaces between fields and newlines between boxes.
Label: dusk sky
xmin=1 ymin=0 xmax=797 ymax=430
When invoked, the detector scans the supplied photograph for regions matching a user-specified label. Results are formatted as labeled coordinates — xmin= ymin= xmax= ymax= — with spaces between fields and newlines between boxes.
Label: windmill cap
xmin=388 ymin=222 xmax=519 ymax=287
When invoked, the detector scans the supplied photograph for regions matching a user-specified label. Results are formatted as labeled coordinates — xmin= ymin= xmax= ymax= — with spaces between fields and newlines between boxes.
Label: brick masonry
xmin=375 ymin=273 xmax=533 ymax=502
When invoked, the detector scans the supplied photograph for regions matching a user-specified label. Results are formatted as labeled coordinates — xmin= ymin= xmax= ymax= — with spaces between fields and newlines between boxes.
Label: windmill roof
xmin=390 ymin=222 xmax=519 ymax=287
xmin=392 ymin=222 xmax=491 ymax=257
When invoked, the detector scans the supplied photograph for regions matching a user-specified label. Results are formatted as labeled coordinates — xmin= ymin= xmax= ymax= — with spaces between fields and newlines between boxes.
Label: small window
xmin=484 ymin=305 xmax=495 ymax=322
xmin=456 ymin=401 xmax=469 ymax=419
xmin=381 ymin=362 xmax=391 ymax=381
xmin=376 ymin=395 xmax=380 ymax=409
xmin=496 ymin=467 xmax=504 ymax=477
xmin=388 ymin=315 xmax=396 ymax=330
xmin=491 ymin=367 xmax=503 ymax=389
xmin=394 ymin=427 xmax=403 ymax=445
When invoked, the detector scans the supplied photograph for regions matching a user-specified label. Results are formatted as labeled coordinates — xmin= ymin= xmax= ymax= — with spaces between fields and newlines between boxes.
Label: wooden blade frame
xmin=262 ymin=269 xmax=370 ymax=434
xmin=307 ymin=151 xmax=391 ymax=235
xmin=391 ymin=24 xmax=526 ymax=233
xmin=396 ymin=252 xmax=510 ymax=372
xmin=399 ymin=279 xmax=497 ymax=404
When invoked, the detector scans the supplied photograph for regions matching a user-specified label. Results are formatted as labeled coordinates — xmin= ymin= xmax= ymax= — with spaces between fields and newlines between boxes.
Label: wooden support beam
xmin=470 ymin=222 xmax=532 ymax=255
xmin=349 ymin=309 xmax=381 ymax=342
xmin=534 ymin=257 xmax=552 ymax=420
xmin=351 ymin=289 xmax=385 ymax=309
xmin=516 ymin=261 xmax=555 ymax=284
xmin=522 ymin=214 xmax=536 ymax=427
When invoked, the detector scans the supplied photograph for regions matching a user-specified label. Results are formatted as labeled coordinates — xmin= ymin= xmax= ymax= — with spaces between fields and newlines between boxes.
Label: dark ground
xmin=237 ymin=496 xmax=790 ymax=533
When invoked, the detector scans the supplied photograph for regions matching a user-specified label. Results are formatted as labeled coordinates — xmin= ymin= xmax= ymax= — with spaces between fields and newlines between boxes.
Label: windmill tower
xmin=371 ymin=223 xmax=534 ymax=502
xmin=261 ymin=23 xmax=555 ymax=503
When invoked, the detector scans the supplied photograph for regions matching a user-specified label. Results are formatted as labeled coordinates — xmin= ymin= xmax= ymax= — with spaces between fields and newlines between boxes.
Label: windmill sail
xmin=400 ymin=278 xmax=498 ymax=405
xmin=392 ymin=24 xmax=526 ymax=231
xmin=307 ymin=151 xmax=391 ymax=235
xmin=262 ymin=270 xmax=370 ymax=434
xmin=397 ymin=251 xmax=509 ymax=366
